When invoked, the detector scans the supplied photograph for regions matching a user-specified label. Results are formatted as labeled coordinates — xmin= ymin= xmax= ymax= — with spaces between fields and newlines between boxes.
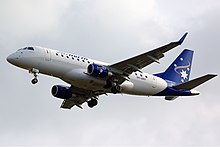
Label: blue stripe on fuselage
xmin=154 ymin=80 xmax=192 ymax=96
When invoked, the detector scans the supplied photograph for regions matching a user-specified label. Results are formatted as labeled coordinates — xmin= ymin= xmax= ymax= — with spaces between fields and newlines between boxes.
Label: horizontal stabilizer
xmin=174 ymin=74 xmax=217 ymax=90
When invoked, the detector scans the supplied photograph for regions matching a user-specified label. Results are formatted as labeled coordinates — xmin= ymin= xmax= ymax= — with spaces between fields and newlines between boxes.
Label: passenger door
xmin=152 ymin=76 xmax=157 ymax=88
xmin=44 ymin=48 xmax=51 ymax=61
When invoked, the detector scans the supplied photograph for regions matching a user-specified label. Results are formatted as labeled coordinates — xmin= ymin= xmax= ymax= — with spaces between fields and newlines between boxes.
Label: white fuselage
xmin=7 ymin=46 xmax=167 ymax=96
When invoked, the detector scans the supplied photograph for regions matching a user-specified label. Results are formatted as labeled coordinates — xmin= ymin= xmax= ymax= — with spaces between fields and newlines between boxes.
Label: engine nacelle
xmin=87 ymin=63 xmax=112 ymax=78
xmin=51 ymin=85 xmax=72 ymax=99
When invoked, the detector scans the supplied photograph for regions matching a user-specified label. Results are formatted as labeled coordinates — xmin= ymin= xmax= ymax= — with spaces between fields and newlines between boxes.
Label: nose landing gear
xmin=29 ymin=68 xmax=39 ymax=84
xmin=31 ymin=78 xmax=38 ymax=84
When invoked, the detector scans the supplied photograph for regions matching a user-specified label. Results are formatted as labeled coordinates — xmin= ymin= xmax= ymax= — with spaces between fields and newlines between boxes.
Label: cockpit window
xmin=27 ymin=47 xmax=34 ymax=50
xmin=17 ymin=47 xmax=34 ymax=51
xmin=17 ymin=48 xmax=25 ymax=51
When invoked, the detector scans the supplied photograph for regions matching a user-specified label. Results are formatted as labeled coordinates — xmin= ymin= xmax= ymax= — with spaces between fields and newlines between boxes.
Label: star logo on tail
xmin=173 ymin=57 xmax=190 ymax=83
xmin=180 ymin=70 xmax=188 ymax=82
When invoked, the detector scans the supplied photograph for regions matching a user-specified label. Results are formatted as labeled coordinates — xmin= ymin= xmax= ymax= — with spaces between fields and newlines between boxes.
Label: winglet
xmin=178 ymin=32 xmax=188 ymax=45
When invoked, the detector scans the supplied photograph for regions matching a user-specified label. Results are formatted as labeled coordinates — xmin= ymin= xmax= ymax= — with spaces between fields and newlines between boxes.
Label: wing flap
xmin=61 ymin=99 xmax=77 ymax=109
xmin=60 ymin=85 xmax=105 ymax=109
xmin=174 ymin=74 xmax=217 ymax=90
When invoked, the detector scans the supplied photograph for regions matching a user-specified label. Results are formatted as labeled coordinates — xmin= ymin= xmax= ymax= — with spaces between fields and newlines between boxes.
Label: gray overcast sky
xmin=1 ymin=0 xmax=220 ymax=146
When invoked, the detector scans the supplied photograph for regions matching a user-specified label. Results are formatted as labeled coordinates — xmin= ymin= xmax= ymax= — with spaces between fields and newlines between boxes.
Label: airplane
xmin=7 ymin=33 xmax=217 ymax=109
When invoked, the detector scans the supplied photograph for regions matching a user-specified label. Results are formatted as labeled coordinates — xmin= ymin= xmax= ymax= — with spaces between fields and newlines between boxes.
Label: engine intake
xmin=87 ymin=63 xmax=112 ymax=78
xmin=51 ymin=85 xmax=72 ymax=99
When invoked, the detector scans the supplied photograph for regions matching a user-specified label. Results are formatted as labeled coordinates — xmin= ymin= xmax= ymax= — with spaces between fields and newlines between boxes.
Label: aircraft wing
xmin=61 ymin=99 xmax=77 ymax=109
xmin=60 ymin=86 xmax=105 ymax=109
xmin=109 ymin=33 xmax=188 ymax=81
xmin=61 ymin=96 xmax=85 ymax=109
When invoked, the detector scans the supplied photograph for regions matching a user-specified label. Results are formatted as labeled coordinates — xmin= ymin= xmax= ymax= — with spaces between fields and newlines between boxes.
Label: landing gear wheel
xmin=31 ymin=78 xmax=38 ymax=84
xmin=87 ymin=99 xmax=98 ymax=108
xmin=29 ymin=68 xmax=39 ymax=85
xmin=111 ymin=85 xmax=121 ymax=94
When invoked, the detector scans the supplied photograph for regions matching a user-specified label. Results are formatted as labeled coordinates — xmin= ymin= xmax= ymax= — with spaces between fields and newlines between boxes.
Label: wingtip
xmin=178 ymin=32 xmax=188 ymax=45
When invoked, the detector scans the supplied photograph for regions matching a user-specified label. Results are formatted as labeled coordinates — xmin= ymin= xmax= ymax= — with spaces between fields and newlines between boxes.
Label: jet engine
xmin=87 ymin=63 xmax=112 ymax=78
xmin=51 ymin=85 xmax=72 ymax=99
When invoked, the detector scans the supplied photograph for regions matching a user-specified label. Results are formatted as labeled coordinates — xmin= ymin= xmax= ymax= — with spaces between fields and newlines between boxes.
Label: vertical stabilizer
xmin=157 ymin=49 xmax=194 ymax=84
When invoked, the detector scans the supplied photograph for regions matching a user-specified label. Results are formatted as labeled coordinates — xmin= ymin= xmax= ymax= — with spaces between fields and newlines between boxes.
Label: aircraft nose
xmin=7 ymin=53 xmax=17 ymax=64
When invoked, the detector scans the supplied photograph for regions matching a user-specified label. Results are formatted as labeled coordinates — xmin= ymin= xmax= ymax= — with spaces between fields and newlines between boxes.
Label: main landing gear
xmin=29 ymin=68 xmax=39 ymax=84
xmin=111 ymin=85 xmax=121 ymax=94
xmin=104 ymin=79 xmax=122 ymax=94
xmin=87 ymin=99 xmax=98 ymax=108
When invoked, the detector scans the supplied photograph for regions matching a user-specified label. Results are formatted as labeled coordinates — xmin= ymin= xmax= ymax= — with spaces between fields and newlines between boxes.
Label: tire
xmin=87 ymin=99 xmax=98 ymax=108
xmin=111 ymin=85 xmax=121 ymax=94
xmin=31 ymin=78 xmax=38 ymax=84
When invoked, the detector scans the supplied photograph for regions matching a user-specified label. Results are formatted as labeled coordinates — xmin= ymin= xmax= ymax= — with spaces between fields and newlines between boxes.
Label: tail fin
xmin=156 ymin=49 xmax=194 ymax=84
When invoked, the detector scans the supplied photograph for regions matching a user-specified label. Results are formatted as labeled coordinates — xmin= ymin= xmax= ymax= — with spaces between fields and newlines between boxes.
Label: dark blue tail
xmin=155 ymin=49 xmax=194 ymax=84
